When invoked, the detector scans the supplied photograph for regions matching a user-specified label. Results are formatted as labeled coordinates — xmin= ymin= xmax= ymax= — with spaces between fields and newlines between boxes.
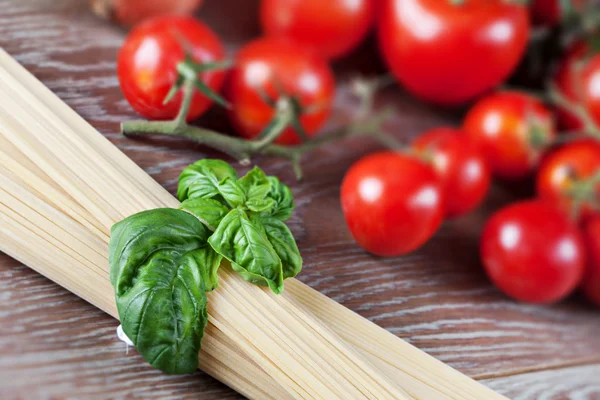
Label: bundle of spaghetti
xmin=0 ymin=48 xmax=506 ymax=400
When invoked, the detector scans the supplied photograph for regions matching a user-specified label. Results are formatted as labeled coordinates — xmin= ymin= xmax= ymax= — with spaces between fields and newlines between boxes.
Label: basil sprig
xmin=179 ymin=160 xmax=301 ymax=293
xmin=109 ymin=159 xmax=301 ymax=374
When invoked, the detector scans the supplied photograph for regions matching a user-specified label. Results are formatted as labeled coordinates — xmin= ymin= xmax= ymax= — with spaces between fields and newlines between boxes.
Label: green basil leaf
xmin=109 ymin=208 xmax=218 ymax=374
xmin=177 ymin=159 xmax=245 ymax=207
xmin=208 ymin=208 xmax=284 ymax=294
xmin=237 ymin=167 xmax=275 ymax=213
xmin=185 ymin=246 xmax=222 ymax=293
xmin=251 ymin=215 xmax=302 ymax=280
xmin=265 ymin=176 xmax=294 ymax=221
xmin=180 ymin=198 xmax=230 ymax=231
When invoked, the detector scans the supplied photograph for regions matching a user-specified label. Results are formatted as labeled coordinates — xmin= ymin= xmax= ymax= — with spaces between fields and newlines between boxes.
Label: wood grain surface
xmin=1 ymin=1 xmax=599 ymax=399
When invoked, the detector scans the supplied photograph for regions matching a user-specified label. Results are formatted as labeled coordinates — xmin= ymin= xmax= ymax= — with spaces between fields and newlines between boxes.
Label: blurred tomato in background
xmin=378 ymin=0 xmax=529 ymax=105
xmin=553 ymin=41 xmax=600 ymax=132
xmin=260 ymin=0 xmax=375 ymax=60
xmin=537 ymin=140 xmax=600 ymax=223
xmin=481 ymin=200 xmax=586 ymax=304
xmin=463 ymin=91 xmax=555 ymax=180
xmin=412 ymin=128 xmax=491 ymax=218
xmin=91 ymin=0 xmax=203 ymax=26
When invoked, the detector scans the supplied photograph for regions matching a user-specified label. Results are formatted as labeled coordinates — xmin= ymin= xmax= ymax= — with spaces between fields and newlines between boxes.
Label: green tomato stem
xmin=252 ymin=98 xmax=296 ymax=152
xmin=548 ymin=83 xmax=600 ymax=140
xmin=122 ymin=75 xmax=401 ymax=180
xmin=173 ymin=80 xmax=195 ymax=130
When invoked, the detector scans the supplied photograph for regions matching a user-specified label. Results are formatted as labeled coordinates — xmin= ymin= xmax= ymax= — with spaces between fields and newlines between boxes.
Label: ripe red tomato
xmin=582 ymin=216 xmax=600 ymax=307
xmin=554 ymin=42 xmax=600 ymax=131
xmin=225 ymin=38 xmax=335 ymax=145
xmin=537 ymin=140 xmax=600 ymax=222
xmin=260 ymin=0 xmax=375 ymax=60
xmin=117 ymin=16 xmax=225 ymax=121
xmin=481 ymin=200 xmax=586 ymax=304
xmin=91 ymin=0 xmax=203 ymax=27
xmin=581 ymin=56 xmax=600 ymax=127
xmin=378 ymin=0 xmax=529 ymax=105
xmin=412 ymin=128 xmax=490 ymax=218
xmin=554 ymin=42 xmax=587 ymax=132
xmin=463 ymin=91 xmax=556 ymax=180
xmin=341 ymin=152 xmax=445 ymax=257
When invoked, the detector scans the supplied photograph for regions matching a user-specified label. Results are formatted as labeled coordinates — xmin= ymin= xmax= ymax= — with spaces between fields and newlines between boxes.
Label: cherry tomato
xmin=91 ymin=0 xmax=203 ymax=27
xmin=481 ymin=200 xmax=586 ymax=304
xmin=260 ymin=0 xmax=375 ymax=60
xmin=553 ymin=42 xmax=587 ymax=132
xmin=463 ymin=91 xmax=556 ymax=180
xmin=225 ymin=38 xmax=335 ymax=145
xmin=117 ymin=16 xmax=226 ymax=121
xmin=554 ymin=42 xmax=600 ymax=131
xmin=341 ymin=152 xmax=445 ymax=257
xmin=582 ymin=216 xmax=600 ymax=307
xmin=581 ymin=56 xmax=600 ymax=127
xmin=378 ymin=0 xmax=529 ymax=105
xmin=412 ymin=128 xmax=490 ymax=218
xmin=537 ymin=140 xmax=600 ymax=222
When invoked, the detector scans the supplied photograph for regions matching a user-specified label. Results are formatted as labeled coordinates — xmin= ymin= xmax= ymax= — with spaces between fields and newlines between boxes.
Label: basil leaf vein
xmin=180 ymin=197 xmax=230 ymax=231
xmin=251 ymin=214 xmax=302 ymax=280
xmin=208 ymin=208 xmax=284 ymax=294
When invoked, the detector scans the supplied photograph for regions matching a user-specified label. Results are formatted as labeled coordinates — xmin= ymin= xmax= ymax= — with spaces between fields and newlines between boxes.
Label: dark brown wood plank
xmin=1 ymin=0 xmax=600 ymax=399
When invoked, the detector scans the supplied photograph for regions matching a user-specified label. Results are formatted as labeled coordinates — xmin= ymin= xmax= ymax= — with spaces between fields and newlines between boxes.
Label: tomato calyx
xmin=528 ymin=120 xmax=553 ymax=150
xmin=565 ymin=169 xmax=600 ymax=220
xmin=163 ymin=54 xmax=231 ymax=113
xmin=122 ymin=75 xmax=400 ymax=180
xmin=252 ymin=76 xmax=320 ymax=144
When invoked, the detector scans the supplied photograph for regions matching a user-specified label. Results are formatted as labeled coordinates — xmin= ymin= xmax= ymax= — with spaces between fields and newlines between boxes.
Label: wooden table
xmin=1 ymin=1 xmax=599 ymax=399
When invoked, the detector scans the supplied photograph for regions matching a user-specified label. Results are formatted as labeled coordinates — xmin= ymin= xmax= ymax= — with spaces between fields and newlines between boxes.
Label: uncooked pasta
xmin=0 ymin=48 xmax=506 ymax=400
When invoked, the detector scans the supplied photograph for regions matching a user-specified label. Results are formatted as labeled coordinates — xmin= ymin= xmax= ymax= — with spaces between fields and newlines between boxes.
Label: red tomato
xmin=554 ymin=42 xmax=588 ymax=132
xmin=378 ymin=0 xmax=529 ymax=105
xmin=91 ymin=0 xmax=203 ymax=27
xmin=260 ymin=0 xmax=375 ymax=60
xmin=582 ymin=216 xmax=600 ymax=307
xmin=412 ymin=128 xmax=490 ymax=218
xmin=529 ymin=0 xmax=560 ymax=26
xmin=581 ymin=56 xmax=600 ymax=127
xmin=463 ymin=91 xmax=556 ymax=180
xmin=117 ymin=16 xmax=225 ymax=121
xmin=537 ymin=140 xmax=600 ymax=222
xmin=341 ymin=152 xmax=445 ymax=257
xmin=554 ymin=42 xmax=600 ymax=131
xmin=225 ymin=38 xmax=335 ymax=145
xmin=481 ymin=200 xmax=586 ymax=304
